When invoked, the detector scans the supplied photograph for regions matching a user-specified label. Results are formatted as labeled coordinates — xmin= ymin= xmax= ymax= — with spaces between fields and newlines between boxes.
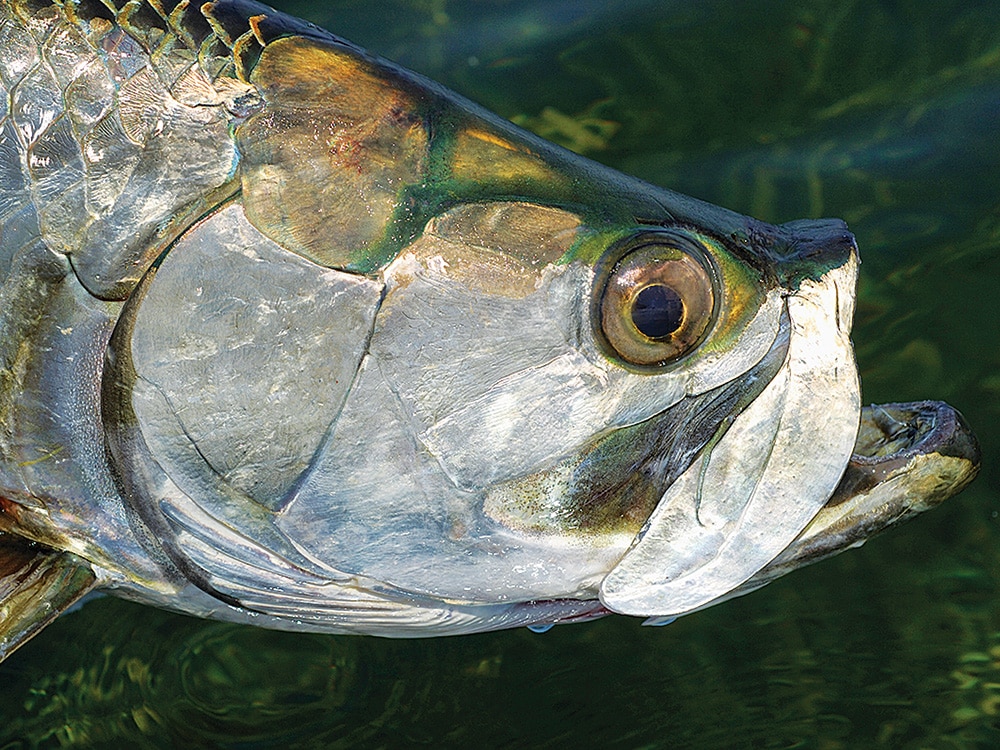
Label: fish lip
xmin=859 ymin=399 xmax=981 ymax=465
xmin=832 ymin=400 xmax=982 ymax=506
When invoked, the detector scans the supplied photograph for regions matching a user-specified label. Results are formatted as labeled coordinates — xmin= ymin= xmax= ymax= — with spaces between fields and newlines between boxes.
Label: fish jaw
xmin=735 ymin=400 xmax=981 ymax=594
xmin=632 ymin=400 xmax=981 ymax=623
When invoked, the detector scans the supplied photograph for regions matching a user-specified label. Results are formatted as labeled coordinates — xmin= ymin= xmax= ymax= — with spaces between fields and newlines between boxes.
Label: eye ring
xmin=594 ymin=230 xmax=718 ymax=369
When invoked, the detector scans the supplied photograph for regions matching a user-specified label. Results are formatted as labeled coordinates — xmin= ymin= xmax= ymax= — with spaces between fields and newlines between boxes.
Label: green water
xmin=2 ymin=1 xmax=999 ymax=747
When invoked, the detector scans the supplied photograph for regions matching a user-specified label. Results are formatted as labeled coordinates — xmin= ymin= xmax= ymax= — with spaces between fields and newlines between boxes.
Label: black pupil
xmin=631 ymin=284 xmax=684 ymax=339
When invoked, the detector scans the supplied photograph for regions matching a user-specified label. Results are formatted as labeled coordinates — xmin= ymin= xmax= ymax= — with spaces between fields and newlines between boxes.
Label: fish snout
xmin=769 ymin=217 xmax=859 ymax=291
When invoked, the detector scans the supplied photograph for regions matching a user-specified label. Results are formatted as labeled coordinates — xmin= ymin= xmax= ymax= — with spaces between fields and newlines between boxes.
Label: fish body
xmin=0 ymin=0 xmax=979 ymax=658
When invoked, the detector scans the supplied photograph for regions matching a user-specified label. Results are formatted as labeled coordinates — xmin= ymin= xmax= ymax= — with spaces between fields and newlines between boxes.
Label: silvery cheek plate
xmin=0 ymin=0 xmax=980 ymax=660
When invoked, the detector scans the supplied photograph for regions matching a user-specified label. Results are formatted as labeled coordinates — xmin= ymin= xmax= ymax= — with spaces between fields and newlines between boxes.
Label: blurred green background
xmin=2 ymin=1 xmax=999 ymax=747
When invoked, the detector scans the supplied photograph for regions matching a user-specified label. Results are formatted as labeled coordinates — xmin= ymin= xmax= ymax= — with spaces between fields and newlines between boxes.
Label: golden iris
xmin=597 ymin=231 xmax=716 ymax=367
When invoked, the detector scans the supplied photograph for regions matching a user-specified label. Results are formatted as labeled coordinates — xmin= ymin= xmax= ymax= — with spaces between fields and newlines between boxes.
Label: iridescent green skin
xmin=0 ymin=0 xmax=975 ymax=643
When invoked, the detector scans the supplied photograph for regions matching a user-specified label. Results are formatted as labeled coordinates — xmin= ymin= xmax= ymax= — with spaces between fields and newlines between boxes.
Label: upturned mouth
xmin=733 ymin=400 xmax=981 ymax=595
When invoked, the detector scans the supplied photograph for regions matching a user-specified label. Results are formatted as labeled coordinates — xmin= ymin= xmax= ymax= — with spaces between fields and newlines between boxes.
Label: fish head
xmin=232 ymin=37 xmax=870 ymax=615
xmin=97 ymin=28 xmax=977 ymax=625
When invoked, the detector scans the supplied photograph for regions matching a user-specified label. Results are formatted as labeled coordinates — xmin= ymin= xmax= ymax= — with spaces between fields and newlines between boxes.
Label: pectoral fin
xmin=0 ymin=532 xmax=98 ymax=661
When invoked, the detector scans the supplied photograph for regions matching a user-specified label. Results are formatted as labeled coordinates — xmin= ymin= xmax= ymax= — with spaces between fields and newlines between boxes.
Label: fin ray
xmin=0 ymin=532 xmax=98 ymax=661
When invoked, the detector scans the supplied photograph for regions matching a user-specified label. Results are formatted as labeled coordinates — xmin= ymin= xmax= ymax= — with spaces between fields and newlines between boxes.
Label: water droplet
xmin=527 ymin=623 xmax=554 ymax=634
xmin=642 ymin=616 xmax=677 ymax=627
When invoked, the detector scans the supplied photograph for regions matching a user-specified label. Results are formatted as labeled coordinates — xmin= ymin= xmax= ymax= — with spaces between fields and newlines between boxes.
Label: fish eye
xmin=596 ymin=231 xmax=717 ymax=368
